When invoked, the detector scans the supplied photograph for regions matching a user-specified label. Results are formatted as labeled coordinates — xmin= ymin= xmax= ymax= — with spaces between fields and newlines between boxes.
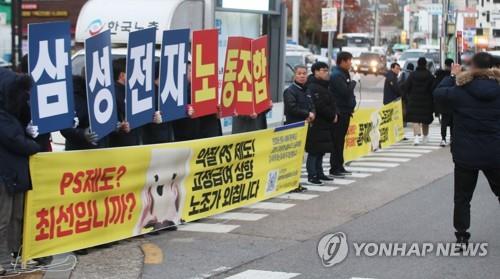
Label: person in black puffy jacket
xmin=434 ymin=52 xmax=500 ymax=248
xmin=0 ymin=68 xmax=42 ymax=267
xmin=306 ymin=62 xmax=337 ymax=185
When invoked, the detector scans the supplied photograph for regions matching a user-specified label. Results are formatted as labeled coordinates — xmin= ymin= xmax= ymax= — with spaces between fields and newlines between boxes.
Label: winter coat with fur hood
xmin=434 ymin=68 xmax=500 ymax=169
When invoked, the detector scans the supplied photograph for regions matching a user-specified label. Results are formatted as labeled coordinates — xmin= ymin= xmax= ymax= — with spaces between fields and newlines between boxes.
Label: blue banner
xmin=126 ymin=27 xmax=156 ymax=129
xmin=158 ymin=28 xmax=190 ymax=122
xmin=84 ymin=30 xmax=118 ymax=140
xmin=28 ymin=21 xmax=75 ymax=134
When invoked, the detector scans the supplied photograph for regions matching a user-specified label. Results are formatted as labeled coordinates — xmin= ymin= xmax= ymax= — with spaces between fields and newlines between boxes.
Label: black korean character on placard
xmin=248 ymin=180 xmax=259 ymax=199
xmin=134 ymin=22 xmax=144 ymax=30
xmin=121 ymin=21 xmax=132 ymax=32
xmin=210 ymin=189 xmax=222 ymax=210
xmin=108 ymin=21 xmax=119 ymax=35
xmin=231 ymin=184 xmax=242 ymax=204
xmin=222 ymin=187 xmax=233 ymax=207
xmin=235 ymin=140 xmax=255 ymax=160
xmin=196 ymin=147 xmax=220 ymax=168
xmin=188 ymin=196 xmax=201 ymax=216
xmin=148 ymin=21 xmax=159 ymax=30
xmin=235 ymin=160 xmax=254 ymax=181
xmin=199 ymin=192 xmax=211 ymax=213
xmin=219 ymin=144 xmax=233 ymax=164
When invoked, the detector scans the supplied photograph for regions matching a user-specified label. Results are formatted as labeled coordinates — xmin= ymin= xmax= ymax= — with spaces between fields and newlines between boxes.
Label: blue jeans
xmin=306 ymin=153 xmax=325 ymax=179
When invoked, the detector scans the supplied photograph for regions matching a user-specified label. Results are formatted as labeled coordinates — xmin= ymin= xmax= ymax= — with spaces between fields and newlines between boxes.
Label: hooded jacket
xmin=434 ymin=68 xmax=500 ymax=169
xmin=403 ymin=66 xmax=435 ymax=124
xmin=383 ymin=70 xmax=401 ymax=105
xmin=0 ymin=68 xmax=42 ymax=192
xmin=306 ymin=74 xmax=337 ymax=154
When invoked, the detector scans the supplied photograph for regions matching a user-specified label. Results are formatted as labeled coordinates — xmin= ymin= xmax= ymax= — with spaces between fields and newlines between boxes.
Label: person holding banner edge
xmin=0 ymin=68 xmax=45 ymax=269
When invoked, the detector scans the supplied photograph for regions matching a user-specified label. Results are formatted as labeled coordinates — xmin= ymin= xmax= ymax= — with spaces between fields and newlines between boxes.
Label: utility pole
xmin=440 ymin=0 xmax=449 ymax=68
xmin=339 ymin=0 xmax=345 ymax=35
xmin=408 ymin=0 xmax=414 ymax=48
xmin=327 ymin=0 xmax=333 ymax=68
xmin=292 ymin=0 xmax=300 ymax=44
xmin=374 ymin=0 xmax=380 ymax=46
xmin=10 ymin=0 xmax=22 ymax=69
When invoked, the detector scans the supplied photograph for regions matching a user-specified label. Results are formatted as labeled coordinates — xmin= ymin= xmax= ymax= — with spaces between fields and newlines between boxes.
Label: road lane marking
xmin=224 ymin=270 xmax=300 ymax=279
xmin=300 ymin=185 xmax=339 ymax=192
xmin=380 ymin=149 xmax=432 ymax=153
xmin=349 ymin=162 xmax=400 ymax=168
xmin=275 ymin=193 xmax=319 ymax=200
xmin=367 ymin=152 xmax=421 ymax=158
xmin=244 ymin=202 xmax=296 ymax=210
xmin=357 ymin=157 xmax=411 ymax=162
xmin=210 ymin=212 xmax=269 ymax=221
xmin=178 ymin=223 xmax=240 ymax=233
xmin=345 ymin=166 xmax=386 ymax=172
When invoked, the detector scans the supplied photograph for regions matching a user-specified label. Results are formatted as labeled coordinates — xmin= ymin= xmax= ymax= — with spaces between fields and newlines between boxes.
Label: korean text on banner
xmin=158 ymin=28 xmax=190 ymax=122
xmin=84 ymin=30 xmax=118 ymax=140
xmin=251 ymin=36 xmax=271 ymax=114
xmin=126 ymin=27 xmax=157 ymax=129
xmin=28 ymin=21 xmax=75 ymax=134
xmin=344 ymin=99 xmax=404 ymax=162
xmin=221 ymin=37 xmax=253 ymax=117
xmin=191 ymin=29 xmax=219 ymax=118
xmin=23 ymin=123 xmax=308 ymax=262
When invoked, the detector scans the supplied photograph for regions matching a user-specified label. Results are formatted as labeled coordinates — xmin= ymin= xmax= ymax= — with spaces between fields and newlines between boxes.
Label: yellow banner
xmin=344 ymin=100 xmax=404 ymax=162
xmin=23 ymin=124 xmax=308 ymax=261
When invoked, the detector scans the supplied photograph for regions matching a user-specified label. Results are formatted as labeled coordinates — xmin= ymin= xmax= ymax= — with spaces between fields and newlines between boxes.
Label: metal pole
xmin=292 ymin=0 xmax=300 ymax=44
xmin=339 ymin=0 xmax=345 ymax=35
xmin=440 ymin=0 xmax=448 ymax=68
xmin=327 ymin=0 xmax=333 ymax=68
xmin=374 ymin=0 xmax=380 ymax=46
xmin=10 ymin=0 xmax=16 ymax=67
xmin=408 ymin=0 xmax=414 ymax=48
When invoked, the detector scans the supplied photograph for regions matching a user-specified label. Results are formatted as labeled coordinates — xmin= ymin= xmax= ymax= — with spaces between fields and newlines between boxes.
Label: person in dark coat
xmin=283 ymin=65 xmax=315 ymax=192
xmin=172 ymin=62 xmax=201 ymax=141
xmin=61 ymin=76 xmax=108 ymax=150
xmin=306 ymin=62 xmax=337 ymax=185
xmin=329 ymin=52 xmax=356 ymax=176
xmin=383 ymin=63 xmax=401 ymax=105
xmin=142 ymin=62 xmax=174 ymax=145
xmin=433 ymin=52 xmax=500 ymax=248
xmin=109 ymin=58 xmax=141 ymax=147
xmin=0 ymin=68 xmax=43 ymax=268
xmin=284 ymin=65 xmax=315 ymax=125
xmin=432 ymin=58 xmax=454 ymax=146
xmin=398 ymin=63 xmax=414 ymax=128
xmin=403 ymin=57 xmax=435 ymax=145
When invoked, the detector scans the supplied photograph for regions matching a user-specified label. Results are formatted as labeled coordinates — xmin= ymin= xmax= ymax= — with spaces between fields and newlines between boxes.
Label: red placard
xmin=251 ymin=36 xmax=271 ymax=114
xmin=191 ymin=29 xmax=219 ymax=118
xmin=220 ymin=37 xmax=254 ymax=117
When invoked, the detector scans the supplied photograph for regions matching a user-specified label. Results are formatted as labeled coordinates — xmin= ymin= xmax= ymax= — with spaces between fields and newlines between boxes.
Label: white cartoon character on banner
xmin=133 ymin=148 xmax=191 ymax=235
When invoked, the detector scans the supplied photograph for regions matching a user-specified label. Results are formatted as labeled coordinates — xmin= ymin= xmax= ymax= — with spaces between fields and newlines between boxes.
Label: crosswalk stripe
xmin=381 ymin=149 xmax=432 ymax=153
xmin=244 ymin=202 xmax=296 ymax=210
xmin=367 ymin=152 xmax=421 ymax=158
xmin=275 ymin=193 xmax=319 ymax=200
xmin=390 ymin=145 xmax=441 ymax=150
xmin=224 ymin=270 xmax=300 ymax=279
xmin=349 ymin=162 xmax=400 ymax=168
xmin=357 ymin=157 xmax=410 ymax=162
xmin=345 ymin=166 xmax=386 ymax=172
xmin=210 ymin=212 xmax=268 ymax=221
xmin=178 ymin=223 xmax=240 ymax=233
xmin=300 ymin=185 xmax=339 ymax=192
xmin=342 ymin=172 xmax=372 ymax=178
xmin=331 ymin=178 xmax=356 ymax=185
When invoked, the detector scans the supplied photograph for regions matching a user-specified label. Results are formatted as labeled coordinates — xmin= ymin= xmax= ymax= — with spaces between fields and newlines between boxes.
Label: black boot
xmin=455 ymin=231 xmax=471 ymax=252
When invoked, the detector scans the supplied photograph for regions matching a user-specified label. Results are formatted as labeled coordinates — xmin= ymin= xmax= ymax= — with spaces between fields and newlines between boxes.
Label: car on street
xmin=396 ymin=49 xmax=428 ymax=69
xmin=402 ymin=58 xmax=437 ymax=75
xmin=355 ymin=52 xmax=387 ymax=75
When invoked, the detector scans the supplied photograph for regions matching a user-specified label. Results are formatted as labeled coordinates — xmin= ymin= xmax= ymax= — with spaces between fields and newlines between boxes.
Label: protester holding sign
xmin=231 ymin=102 xmax=272 ymax=134
xmin=142 ymin=62 xmax=174 ymax=144
xmin=172 ymin=62 xmax=201 ymax=141
xmin=109 ymin=58 xmax=142 ymax=147
xmin=0 ymin=68 xmax=43 ymax=267
xmin=61 ymin=76 xmax=108 ymax=150
xmin=306 ymin=62 xmax=337 ymax=185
